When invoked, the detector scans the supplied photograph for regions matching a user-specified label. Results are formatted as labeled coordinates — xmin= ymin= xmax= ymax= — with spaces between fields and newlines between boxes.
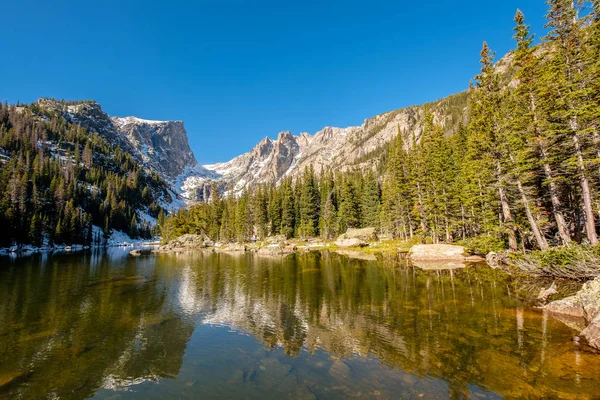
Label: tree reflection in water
xmin=0 ymin=249 xmax=599 ymax=399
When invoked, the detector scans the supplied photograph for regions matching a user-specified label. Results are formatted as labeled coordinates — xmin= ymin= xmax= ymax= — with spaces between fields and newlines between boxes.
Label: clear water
xmin=1 ymin=249 xmax=599 ymax=399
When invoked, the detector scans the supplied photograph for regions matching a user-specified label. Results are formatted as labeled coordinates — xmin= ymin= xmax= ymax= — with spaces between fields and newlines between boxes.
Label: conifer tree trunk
xmin=416 ymin=181 xmax=427 ymax=235
xmin=496 ymin=161 xmax=518 ymax=251
xmin=516 ymin=177 xmax=549 ymax=250
xmin=571 ymin=125 xmax=598 ymax=244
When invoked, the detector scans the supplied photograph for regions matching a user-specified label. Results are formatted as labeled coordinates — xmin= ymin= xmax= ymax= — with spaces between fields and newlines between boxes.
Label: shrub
xmin=507 ymin=245 xmax=600 ymax=280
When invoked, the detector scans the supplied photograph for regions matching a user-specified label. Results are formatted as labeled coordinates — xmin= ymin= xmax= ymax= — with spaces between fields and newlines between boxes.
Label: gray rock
xmin=546 ymin=277 xmax=600 ymax=350
xmin=581 ymin=314 xmax=600 ymax=350
xmin=335 ymin=238 xmax=367 ymax=248
xmin=155 ymin=234 xmax=212 ymax=252
xmin=409 ymin=244 xmax=466 ymax=260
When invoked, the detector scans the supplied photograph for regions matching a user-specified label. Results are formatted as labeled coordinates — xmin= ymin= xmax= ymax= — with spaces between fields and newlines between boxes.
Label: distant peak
xmin=277 ymin=131 xmax=293 ymax=140
xmin=258 ymin=136 xmax=273 ymax=145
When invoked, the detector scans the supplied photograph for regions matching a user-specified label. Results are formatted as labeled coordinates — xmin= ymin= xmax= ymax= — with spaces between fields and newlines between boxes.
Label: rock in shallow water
xmin=409 ymin=244 xmax=466 ymax=260
xmin=545 ymin=277 xmax=600 ymax=350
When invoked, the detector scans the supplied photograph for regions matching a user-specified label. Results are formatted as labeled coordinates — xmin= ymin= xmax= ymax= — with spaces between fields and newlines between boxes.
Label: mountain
xmin=0 ymin=100 xmax=179 ymax=246
xmin=181 ymin=91 xmax=468 ymax=199
xmin=179 ymin=51 xmax=523 ymax=201
xmin=29 ymin=51 xmax=513 ymax=205
xmin=37 ymin=99 xmax=198 ymax=183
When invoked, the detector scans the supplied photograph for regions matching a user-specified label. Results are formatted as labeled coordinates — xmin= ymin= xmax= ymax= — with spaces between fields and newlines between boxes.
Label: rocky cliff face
xmin=38 ymin=99 xmax=198 ymax=182
xmin=112 ymin=116 xmax=196 ymax=181
xmin=196 ymin=131 xmax=312 ymax=196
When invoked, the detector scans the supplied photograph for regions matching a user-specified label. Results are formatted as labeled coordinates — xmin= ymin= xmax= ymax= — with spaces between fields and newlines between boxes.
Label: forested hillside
xmin=0 ymin=101 xmax=171 ymax=247
xmin=162 ymin=0 xmax=600 ymax=253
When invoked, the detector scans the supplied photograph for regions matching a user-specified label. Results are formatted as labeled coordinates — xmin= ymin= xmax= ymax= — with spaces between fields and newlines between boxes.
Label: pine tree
xmin=338 ymin=177 xmax=360 ymax=231
xmin=319 ymin=169 xmax=337 ymax=239
xmin=543 ymin=0 xmax=597 ymax=244
xmin=509 ymin=10 xmax=551 ymax=250
xmin=298 ymin=166 xmax=320 ymax=238
xmin=360 ymin=169 xmax=380 ymax=228
xmin=280 ymin=178 xmax=295 ymax=239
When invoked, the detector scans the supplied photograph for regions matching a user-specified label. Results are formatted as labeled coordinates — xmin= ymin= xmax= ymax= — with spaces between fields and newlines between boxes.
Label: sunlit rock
xmin=409 ymin=244 xmax=466 ymax=261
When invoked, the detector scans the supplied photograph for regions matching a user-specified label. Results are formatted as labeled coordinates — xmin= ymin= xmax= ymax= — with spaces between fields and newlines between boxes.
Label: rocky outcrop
xmin=409 ymin=244 xmax=466 ymax=261
xmin=196 ymin=131 xmax=311 ymax=196
xmin=113 ymin=117 xmax=197 ymax=181
xmin=545 ymin=277 xmax=600 ymax=350
xmin=581 ymin=314 xmax=600 ymax=350
xmin=154 ymin=234 xmax=213 ymax=253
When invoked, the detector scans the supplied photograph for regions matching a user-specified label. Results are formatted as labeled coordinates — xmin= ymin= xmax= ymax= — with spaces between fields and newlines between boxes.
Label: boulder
xmin=155 ymin=234 xmax=212 ymax=252
xmin=409 ymin=244 xmax=466 ymax=260
xmin=337 ymin=227 xmax=378 ymax=242
xmin=129 ymin=248 xmax=153 ymax=256
xmin=545 ymin=277 xmax=600 ymax=350
xmin=581 ymin=314 xmax=600 ymax=350
xmin=335 ymin=238 xmax=367 ymax=248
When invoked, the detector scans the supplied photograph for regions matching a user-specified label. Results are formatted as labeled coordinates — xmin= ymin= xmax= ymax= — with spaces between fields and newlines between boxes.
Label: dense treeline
xmin=0 ymin=100 xmax=168 ymax=247
xmin=163 ymin=0 xmax=600 ymax=253
xmin=161 ymin=168 xmax=382 ymax=243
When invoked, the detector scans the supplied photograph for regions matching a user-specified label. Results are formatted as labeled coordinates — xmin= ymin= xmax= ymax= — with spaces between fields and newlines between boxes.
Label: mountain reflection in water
xmin=0 ymin=249 xmax=599 ymax=399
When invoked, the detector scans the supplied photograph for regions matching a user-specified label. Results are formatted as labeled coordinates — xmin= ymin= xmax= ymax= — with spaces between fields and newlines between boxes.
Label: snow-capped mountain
xmin=38 ymin=99 xmax=198 ymax=183
xmin=37 ymin=92 xmax=468 ymax=207
xmin=178 ymin=91 xmax=468 ymax=201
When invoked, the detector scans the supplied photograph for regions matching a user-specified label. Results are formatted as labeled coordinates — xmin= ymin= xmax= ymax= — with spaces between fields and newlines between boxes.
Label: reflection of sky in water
xmin=0 ymin=250 xmax=599 ymax=399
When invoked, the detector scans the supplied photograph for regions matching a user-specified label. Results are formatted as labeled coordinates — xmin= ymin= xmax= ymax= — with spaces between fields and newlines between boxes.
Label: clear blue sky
xmin=1 ymin=0 xmax=549 ymax=164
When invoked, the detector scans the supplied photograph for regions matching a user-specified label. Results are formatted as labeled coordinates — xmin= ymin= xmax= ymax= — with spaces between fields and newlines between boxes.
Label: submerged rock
xmin=546 ymin=277 xmax=600 ymax=350
xmin=129 ymin=248 xmax=153 ymax=256
xmin=335 ymin=250 xmax=377 ymax=261
xmin=581 ymin=314 xmax=600 ymax=350
xmin=256 ymin=244 xmax=295 ymax=256
xmin=411 ymin=260 xmax=466 ymax=270
xmin=216 ymin=243 xmax=247 ymax=252
xmin=409 ymin=244 xmax=466 ymax=261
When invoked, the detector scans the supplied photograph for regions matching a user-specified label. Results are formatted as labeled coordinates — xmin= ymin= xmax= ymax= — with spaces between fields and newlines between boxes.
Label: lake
xmin=1 ymin=249 xmax=599 ymax=399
